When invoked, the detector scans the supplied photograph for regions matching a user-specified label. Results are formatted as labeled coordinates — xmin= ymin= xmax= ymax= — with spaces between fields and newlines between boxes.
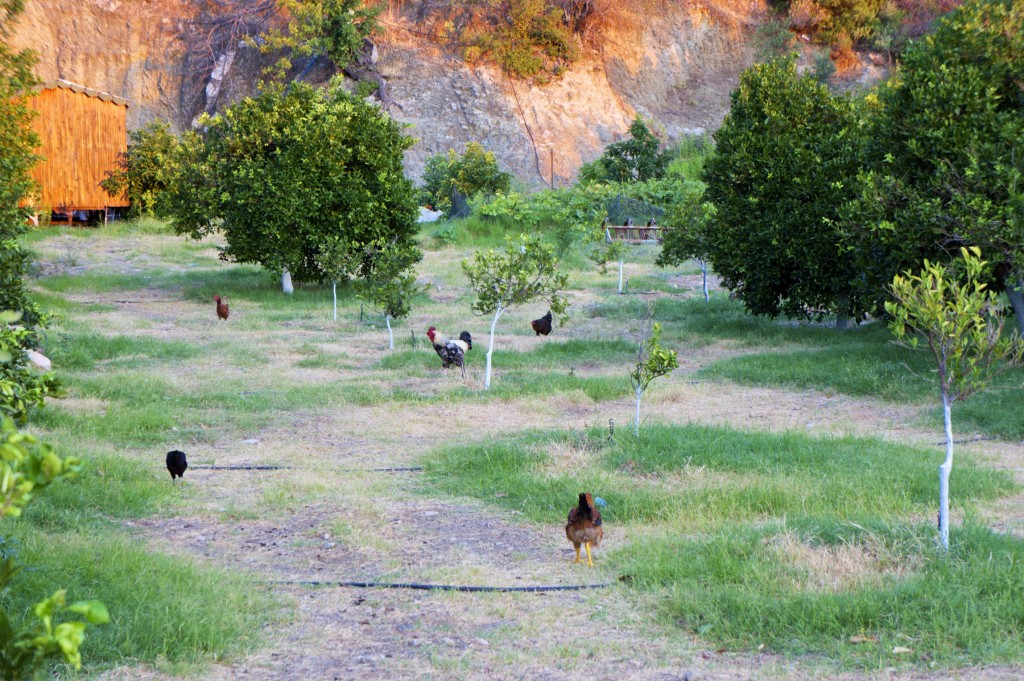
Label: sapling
xmin=886 ymin=247 xmax=1023 ymax=549
xmin=588 ymin=219 xmax=630 ymax=294
xmin=463 ymin=234 xmax=568 ymax=389
xmin=628 ymin=318 xmax=678 ymax=436
xmin=354 ymin=239 xmax=422 ymax=349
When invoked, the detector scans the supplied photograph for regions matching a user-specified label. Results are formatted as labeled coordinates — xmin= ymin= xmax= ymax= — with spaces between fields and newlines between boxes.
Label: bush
xmin=462 ymin=0 xmax=578 ymax=81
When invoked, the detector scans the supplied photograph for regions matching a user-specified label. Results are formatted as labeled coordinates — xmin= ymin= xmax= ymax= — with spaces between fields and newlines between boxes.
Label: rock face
xmin=9 ymin=1 xmax=763 ymax=185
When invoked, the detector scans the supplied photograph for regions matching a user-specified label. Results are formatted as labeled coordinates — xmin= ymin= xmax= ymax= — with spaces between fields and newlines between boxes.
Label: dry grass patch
xmin=765 ymin=531 xmax=923 ymax=594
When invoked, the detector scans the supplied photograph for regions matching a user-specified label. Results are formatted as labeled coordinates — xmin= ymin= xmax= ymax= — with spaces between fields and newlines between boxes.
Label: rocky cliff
xmin=10 ymin=0 xmax=764 ymax=185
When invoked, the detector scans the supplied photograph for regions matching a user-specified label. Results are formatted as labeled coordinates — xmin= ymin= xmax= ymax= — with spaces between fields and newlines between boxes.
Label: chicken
xmin=166 ymin=450 xmax=188 ymax=483
xmin=426 ymin=327 xmax=472 ymax=378
xmin=531 ymin=310 xmax=553 ymax=336
xmin=565 ymin=492 xmax=604 ymax=566
xmin=213 ymin=295 xmax=229 ymax=321
xmin=646 ymin=217 xmax=657 ymax=227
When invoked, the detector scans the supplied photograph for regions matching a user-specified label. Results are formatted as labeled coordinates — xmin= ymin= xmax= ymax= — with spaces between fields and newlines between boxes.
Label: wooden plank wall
xmin=24 ymin=87 xmax=129 ymax=210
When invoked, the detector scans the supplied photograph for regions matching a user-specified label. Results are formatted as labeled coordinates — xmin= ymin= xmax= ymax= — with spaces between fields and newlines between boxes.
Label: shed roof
xmin=33 ymin=79 xmax=129 ymax=107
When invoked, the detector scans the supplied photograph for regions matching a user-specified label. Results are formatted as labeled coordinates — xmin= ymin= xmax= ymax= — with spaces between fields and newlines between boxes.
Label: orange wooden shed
xmin=23 ymin=79 xmax=129 ymax=223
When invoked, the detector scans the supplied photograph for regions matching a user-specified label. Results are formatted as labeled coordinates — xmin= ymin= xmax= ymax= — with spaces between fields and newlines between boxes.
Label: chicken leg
xmin=573 ymin=544 xmax=581 ymax=563
xmin=584 ymin=542 xmax=594 ymax=566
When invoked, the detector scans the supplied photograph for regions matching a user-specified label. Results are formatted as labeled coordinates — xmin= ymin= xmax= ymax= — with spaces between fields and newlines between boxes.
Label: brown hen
xmin=565 ymin=492 xmax=603 ymax=566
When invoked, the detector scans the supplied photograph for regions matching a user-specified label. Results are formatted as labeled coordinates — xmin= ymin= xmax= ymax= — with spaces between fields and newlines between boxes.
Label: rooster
xmin=531 ymin=310 xmax=553 ymax=337
xmin=213 ymin=295 xmax=229 ymax=321
xmin=426 ymin=327 xmax=472 ymax=378
xmin=565 ymin=492 xmax=604 ymax=566
xmin=166 ymin=450 xmax=188 ymax=484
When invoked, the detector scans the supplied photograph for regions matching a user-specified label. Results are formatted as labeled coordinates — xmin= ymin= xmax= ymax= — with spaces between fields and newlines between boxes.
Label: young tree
xmin=886 ymin=248 xmax=1024 ymax=550
xmin=587 ymin=220 xmax=630 ymax=294
xmin=657 ymin=183 xmax=716 ymax=302
xmin=100 ymin=119 xmax=182 ymax=218
xmin=702 ymin=56 xmax=867 ymax=328
xmin=578 ymin=116 xmax=670 ymax=184
xmin=420 ymin=142 xmax=513 ymax=217
xmin=629 ymin=319 xmax=678 ymax=436
xmin=463 ymin=234 xmax=569 ymax=389
xmin=848 ymin=0 xmax=1024 ymax=332
xmin=164 ymin=80 xmax=419 ymax=292
xmin=354 ymin=238 xmax=423 ymax=349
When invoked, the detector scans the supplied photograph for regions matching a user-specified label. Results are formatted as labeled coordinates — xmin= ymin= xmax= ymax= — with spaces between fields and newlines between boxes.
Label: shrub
xmin=419 ymin=142 xmax=512 ymax=216
xmin=100 ymin=120 xmax=181 ymax=218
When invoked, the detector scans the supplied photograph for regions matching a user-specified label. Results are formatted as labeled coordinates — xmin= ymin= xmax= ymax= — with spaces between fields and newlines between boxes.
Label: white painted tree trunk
xmin=484 ymin=306 xmax=504 ymax=390
xmin=634 ymin=386 xmax=643 ymax=436
xmin=385 ymin=314 xmax=394 ymax=350
xmin=281 ymin=268 xmax=294 ymax=294
xmin=699 ymin=259 xmax=709 ymax=302
xmin=331 ymin=281 xmax=337 ymax=321
xmin=618 ymin=261 xmax=624 ymax=294
xmin=939 ymin=390 xmax=954 ymax=550
xmin=1006 ymin=279 xmax=1024 ymax=336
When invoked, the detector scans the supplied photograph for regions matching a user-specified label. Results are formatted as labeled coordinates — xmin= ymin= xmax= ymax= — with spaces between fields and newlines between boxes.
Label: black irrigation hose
xmin=269 ymin=580 xmax=610 ymax=593
xmin=188 ymin=465 xmax=423 ymax=472
xmin=190 ymin=465 xmax=295 ymax=471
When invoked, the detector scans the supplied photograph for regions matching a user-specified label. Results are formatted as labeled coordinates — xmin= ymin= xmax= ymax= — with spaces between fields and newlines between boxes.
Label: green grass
xmin=620 ymin=522 xmax=1024 ymax=667
xmin=423 ymin=424 xmax=1013 ymax=527
xmin=48 ymin=331 xmax=202 ymax=370
xmin=421 ymin=424 xmax=1024 ymax=669
xmin=378 ymin=339 xmax=638 ymax=373
xmin=3 ymin=528 xmax=280 ymax=668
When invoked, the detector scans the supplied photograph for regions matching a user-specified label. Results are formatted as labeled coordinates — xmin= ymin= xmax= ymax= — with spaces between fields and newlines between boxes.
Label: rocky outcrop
xmin=10 ymin=0 xmax=763 ymax=184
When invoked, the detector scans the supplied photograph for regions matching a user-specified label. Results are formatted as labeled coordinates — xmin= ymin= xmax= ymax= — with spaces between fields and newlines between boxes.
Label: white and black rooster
xmin=426 ymin=327 xmax=473 ymax=378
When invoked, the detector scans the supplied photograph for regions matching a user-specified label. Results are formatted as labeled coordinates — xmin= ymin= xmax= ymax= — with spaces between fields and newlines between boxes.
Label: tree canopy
xmin=847 ymin=0 xmax=1024 ymax=327
xmin=0 ymin=0 xmax=43 ymax=332
xmin=701 ymin=56 xmax=867 ymax=325
xmin=164 ymin=80 xmax=419 ymax=283
xmin=579 ymin=116 xmax=670 ymax=184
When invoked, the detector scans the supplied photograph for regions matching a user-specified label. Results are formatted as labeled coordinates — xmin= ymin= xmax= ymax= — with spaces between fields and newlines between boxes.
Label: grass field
xmin=6 ymin=218 xmax=1024 ymax=679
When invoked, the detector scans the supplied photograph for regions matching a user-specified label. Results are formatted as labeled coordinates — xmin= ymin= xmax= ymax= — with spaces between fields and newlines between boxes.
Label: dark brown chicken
xmin=565 ymin=492 xmax=603 ymax=566
xmin=531 ymin=310 xmax=553 ymax=336
xmin=214 ymin=295 xmax=229 ymax=321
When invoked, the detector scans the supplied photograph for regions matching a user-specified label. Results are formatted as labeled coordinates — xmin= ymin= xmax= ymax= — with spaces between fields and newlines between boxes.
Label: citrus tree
xmin=463 ymin=234 xmax=568 ymax=389
xmin=100 ymin=119 xmax=182 ymax=218
xmin=886 ymin=248 xmax=1024 ymax=549
xmin=702 ymin=56 xmax=867 ymax=327
xmin=353 ymin=239 xmax=422 ymax=350
xmin=849 ymin=0 xmax=1024 ymax=331
xmin=629 ymin=320 xmax=678 ymax=436
xmin=164 ymin=79 xmax=419 ymax=292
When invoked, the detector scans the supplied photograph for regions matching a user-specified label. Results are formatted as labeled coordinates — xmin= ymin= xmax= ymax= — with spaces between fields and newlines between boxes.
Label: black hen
xmin=531 ymin=310 xmax=553 ymax=336
xmin=166 ymin=450 xmax=188 ymax=482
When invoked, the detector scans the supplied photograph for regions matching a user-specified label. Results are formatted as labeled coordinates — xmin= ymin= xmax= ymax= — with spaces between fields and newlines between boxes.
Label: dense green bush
xmin=164 ymin=80 xmax=419 ymax=284
xmin=100 ymin=120 xmax=181 ymax=218
xmin=420 ymin=142 xmax=512 ymax=216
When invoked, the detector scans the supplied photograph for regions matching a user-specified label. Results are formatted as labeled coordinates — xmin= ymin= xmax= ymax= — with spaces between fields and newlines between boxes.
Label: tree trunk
xmin=836 ymin=293 xmax=850 ymax=331
xmin=700 ymin=259 xmax=709 ymax=303
xmin=332 ymin=280 xmax=337 ymax=321
xmin=634 ymin=386 xmax=643 ymax=436
xmin=1006 ymin=279 xmax=1024 ymax=336
xmin=385 ymin=314 xmax=394 ymax=350
xmin=281 ymin=268 xmax=294 ymax=295
xmin=618 ymin=260 xmax=624 ymax=294
xmin=939 ymin=390 xmax=954 ymax=550
xmin=484 ymin=306 xmax=504 ymax=390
